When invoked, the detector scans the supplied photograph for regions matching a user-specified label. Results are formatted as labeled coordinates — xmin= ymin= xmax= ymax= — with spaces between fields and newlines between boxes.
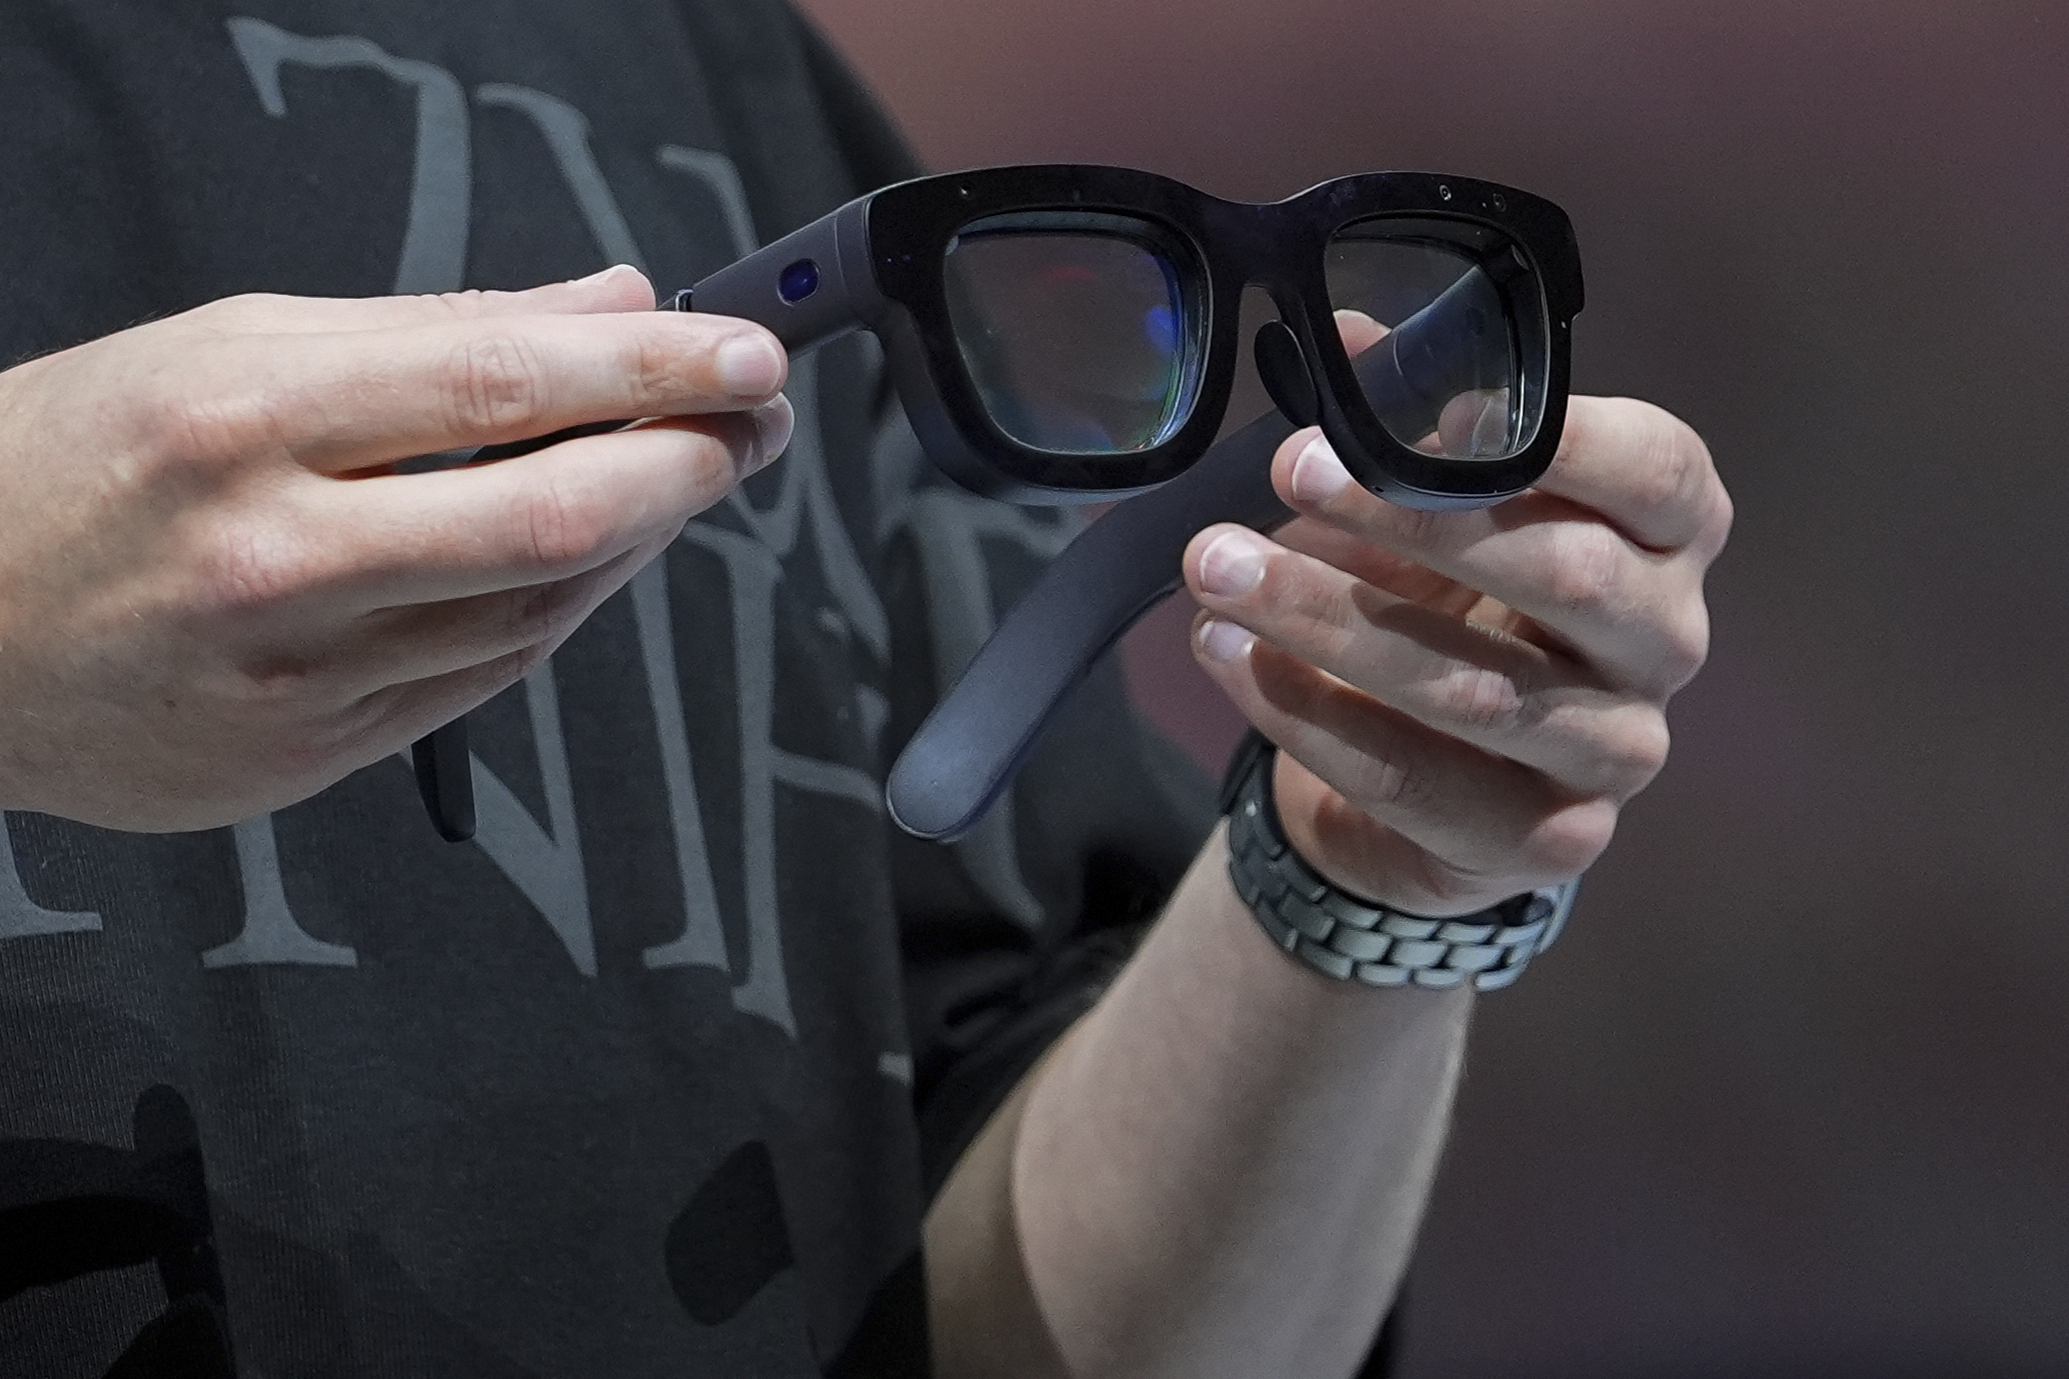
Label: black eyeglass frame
xmin=686 ymin=162 xmax=1584 ymax=508
xmin=413 ymin=163 xmax=1587 ymax=844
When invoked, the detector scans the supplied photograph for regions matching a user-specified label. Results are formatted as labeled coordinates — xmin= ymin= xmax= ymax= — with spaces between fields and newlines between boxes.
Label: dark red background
xmin=799 ymin=1 xmax=2069 ymax=1373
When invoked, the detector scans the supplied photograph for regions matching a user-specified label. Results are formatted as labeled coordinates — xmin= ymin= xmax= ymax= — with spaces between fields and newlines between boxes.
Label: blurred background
xmin=801 ymin=0 xmax=2069 ymax=1374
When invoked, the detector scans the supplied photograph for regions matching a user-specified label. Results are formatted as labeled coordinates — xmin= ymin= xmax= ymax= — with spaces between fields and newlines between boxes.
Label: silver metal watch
xmin=1222 ymin=735 xmax=1578 ymax=991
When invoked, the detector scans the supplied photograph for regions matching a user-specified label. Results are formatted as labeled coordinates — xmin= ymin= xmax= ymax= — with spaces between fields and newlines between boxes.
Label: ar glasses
xmin=686 ymin=163 xmax=1582 ymax=508
xmin=412 ymin=165 xmax=1585 ymax=843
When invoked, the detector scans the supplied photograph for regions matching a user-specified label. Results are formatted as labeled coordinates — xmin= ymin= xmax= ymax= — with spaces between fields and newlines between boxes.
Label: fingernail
xmin=1197 ymin=528 xmax=1267 ymax=598
xmin=717 ymin=333 xmax=784 ymax=397
xmin=1196 ymin=617 xmax=1254 ymax=664
xmin=1290 ymin=433 xmax=1352 ymax=504
xmin=749 ymin=395 xmax=794 ymax=471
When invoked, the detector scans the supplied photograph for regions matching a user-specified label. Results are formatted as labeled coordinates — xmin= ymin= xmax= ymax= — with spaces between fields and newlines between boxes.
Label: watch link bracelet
xmin=1219 ymin=733 xmax=1579 ymax=991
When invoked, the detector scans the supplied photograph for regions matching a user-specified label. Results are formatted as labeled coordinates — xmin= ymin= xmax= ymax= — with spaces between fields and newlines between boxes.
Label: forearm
xmin=924 ymin=393 xmax=1726 ymax=1376
xmin=925 ymin=822 xmax=1470 ymax=1379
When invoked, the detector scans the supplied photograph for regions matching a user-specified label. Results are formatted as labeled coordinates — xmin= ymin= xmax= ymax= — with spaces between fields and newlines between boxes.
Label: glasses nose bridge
xmin=1197 ymin=208 xmax=1336 ymax=432
xmin=1208 ymin=208 xmax=1311 ymax=320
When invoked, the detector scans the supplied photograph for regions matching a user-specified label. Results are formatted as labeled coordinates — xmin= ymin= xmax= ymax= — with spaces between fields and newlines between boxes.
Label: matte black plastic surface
xmin=881 ymin=293 xmax=1508 ymax=839
xmin=685 ymin=198 xmax=881 ymax=352
xmin=414 ymin=165 xmax=1582 ymax=843
xmin=1253 ymin=320 xmax=1319 ymax=428
xmin=885 ymin=407 xmax=1295 ymax=840
xmin=413 ymin=717 xmax=476 ymax=842
xmin=854 ymin=165 xmax=1581 ymax=505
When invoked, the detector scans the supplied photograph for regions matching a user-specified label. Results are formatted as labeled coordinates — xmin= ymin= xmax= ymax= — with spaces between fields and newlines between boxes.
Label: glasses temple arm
xmin=418 ymin=221 xmax=1509 ymax=845
xmin=885 ymin=406 xmax=1295 ymax=840
xmin=884 ymin=274 xmax=1516 ymax=840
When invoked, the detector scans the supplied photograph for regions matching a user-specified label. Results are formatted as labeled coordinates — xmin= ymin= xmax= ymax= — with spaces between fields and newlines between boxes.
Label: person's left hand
xmin=1182 ymin=395 xmax=1731 ymax=917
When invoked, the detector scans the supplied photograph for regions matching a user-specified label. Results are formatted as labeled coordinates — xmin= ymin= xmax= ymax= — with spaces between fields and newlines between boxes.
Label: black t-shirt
xmin=0 ymin=3 xmax=1214 ymax=1375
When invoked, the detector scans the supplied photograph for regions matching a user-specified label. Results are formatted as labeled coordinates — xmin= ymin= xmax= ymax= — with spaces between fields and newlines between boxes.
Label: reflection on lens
xmin=945 ymin=217 xmax=1194 ymax=455
xmin=1325 ymin=227 xmax=1531 ymax=460
xmin=1437 ymin=388 xmax=1515 ymax=458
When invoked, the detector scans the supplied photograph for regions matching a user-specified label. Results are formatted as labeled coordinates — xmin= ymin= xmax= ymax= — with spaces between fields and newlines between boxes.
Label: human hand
xmin=1182 ymin=383 xmax=1730 ymax=918
xmin=0 ymin=266 xmax=789 ymax=831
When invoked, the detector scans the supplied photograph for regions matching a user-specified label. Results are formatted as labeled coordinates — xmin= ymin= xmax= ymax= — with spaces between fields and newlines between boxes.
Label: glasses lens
xmin=1326 ymin=224 xmax=1534 ymax=460
xmin=944 ymin=215 xmax=1196 ymax=455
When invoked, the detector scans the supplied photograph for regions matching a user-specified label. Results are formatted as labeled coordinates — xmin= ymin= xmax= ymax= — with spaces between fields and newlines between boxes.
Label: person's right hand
xmin=0 ymin=265 xmax=789 ymax=832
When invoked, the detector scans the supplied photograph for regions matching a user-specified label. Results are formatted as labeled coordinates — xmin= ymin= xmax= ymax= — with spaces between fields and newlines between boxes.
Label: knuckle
xmin=304 ymin=689 xmax=407 ymax=767
xmin=1697 ymin=473 xmax=1737 ymax=556
xmin=1426 ymin=662 xmax=1529 ymax=735
xmin=628 ymin=324 xmax=694 ymax=407
xmin=192 ymin=509 xmax=323 ymax=617
xmin=1260 ymin=555 xmax=1345 ymax=639
xmin=99 ymin=340 xmax=288 ymax=479
xmin=1541 ymin=521 xmax=1625 ymax=620
xmin=445 ymin=331 xmax=551 ymax=435
xmin=430 ymin=288 xmax=496 ymax=318
xmin=502 ymin=577 xmax=586 ymax=649
xmin=1376 ymin=502 xmax=1451 ymax=553
xmin=1600 ymin=711 xmax=1672 ymax=795
xmin=1346 ymin=747 xmax=1424 ymax=816
xmin=1627 ymin=411 xmax=1703 ymax=521
xmin=1631 ymin=402 xmax=1733 ymax=551
xmin=185 ymin=292 xmax=293 ymax=335
xmin=1655 ymin=601 xmax=1712 ymax=690
xmin=667 ymin=420 xmax=758 ymax=504
xmin=519 ymin=478 xmax=613 ymax=573
xmin=1528 ymin=798 xmax=1618 ymax=880
xmin=137 ymin=370 xmax=275 ymax=474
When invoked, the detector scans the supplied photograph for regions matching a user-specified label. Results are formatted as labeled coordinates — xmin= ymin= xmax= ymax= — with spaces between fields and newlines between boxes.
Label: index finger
xmin=1531 ymin=396 xmax=1732 ymax=560
xmin=209 ymin=308 xmax=787 ymax=474
xmin=183 ymin=264 xmax=658 ymax=336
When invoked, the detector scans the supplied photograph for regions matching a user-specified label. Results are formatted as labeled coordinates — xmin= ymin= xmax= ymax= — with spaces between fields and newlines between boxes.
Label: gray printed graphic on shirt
xmin=227 ymin=17 xmax=472 ymax=295
xmin=0 ymin=13 xmax=1019 ymax=1375
xmin=0 ymin=15 xmax=1062 ymax=1036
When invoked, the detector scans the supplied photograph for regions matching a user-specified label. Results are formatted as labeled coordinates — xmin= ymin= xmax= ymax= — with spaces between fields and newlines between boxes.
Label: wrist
xmin=1220 ymin=731 xmax=1578 ymax=991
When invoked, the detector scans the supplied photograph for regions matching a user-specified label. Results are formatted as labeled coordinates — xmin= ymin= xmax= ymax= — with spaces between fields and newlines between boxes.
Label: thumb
xmin=1333 ymin=307 xmax=1390 ymax=357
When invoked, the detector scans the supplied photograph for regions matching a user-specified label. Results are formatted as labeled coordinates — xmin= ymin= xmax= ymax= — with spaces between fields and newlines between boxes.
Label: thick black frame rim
xmin=1294 ymin=209 xmax=1566 ymax=502
xmin=870 ymin=167 xmax=1237 ymax=496
xmin=861 ymin=164 xmax=1581 ymax=503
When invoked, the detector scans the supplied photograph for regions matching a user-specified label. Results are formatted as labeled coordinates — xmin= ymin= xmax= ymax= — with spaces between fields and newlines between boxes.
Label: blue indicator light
xmin=778 ymin=259 xmax=821 ymax=304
